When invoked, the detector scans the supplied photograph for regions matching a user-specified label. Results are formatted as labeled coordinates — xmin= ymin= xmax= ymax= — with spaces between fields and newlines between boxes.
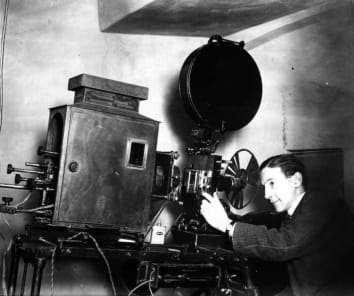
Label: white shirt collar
xmin=288 ymin=191 xmax=306 ymax=216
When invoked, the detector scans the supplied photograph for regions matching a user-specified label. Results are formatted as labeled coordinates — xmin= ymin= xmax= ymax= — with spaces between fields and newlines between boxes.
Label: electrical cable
xmin=127 ymin=268 xmax=155 ymax=296
xmin=0 ymin=0 xmax=10 ymax=132
xmin=66 ymin=232 xmax=117 ymax=296
xmin=148 ymin=269 xmax=155 ymax=296
xmin=20 ymin=204 xmax=54 ymax=213
xmin=12 ymin=192 xmax=33 ymax=209
xmin=1 ymin=231 xmax=118 ymax=296
xmin=127 ymin=279 xmax=153 ymax=296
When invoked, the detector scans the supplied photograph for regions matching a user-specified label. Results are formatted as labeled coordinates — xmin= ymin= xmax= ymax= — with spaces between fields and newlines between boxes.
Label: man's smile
xmin=270 ymin=198 xmax=280 ymax=205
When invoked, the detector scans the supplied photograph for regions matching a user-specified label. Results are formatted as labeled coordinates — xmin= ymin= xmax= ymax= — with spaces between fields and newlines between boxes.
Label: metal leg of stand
xmin=8 ymin=244 xmax=20 ymax=296
xmin=30 ymin=257 xmax=46 ymax=296
xmin=20 ymin=261 xmax=28 ymax=296
xmin=244 ymin=263 xmax=258 ymax=296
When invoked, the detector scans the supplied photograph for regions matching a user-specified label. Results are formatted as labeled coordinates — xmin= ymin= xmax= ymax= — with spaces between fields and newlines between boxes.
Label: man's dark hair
xmin=260 ymin=154 xmax=307 ymax=190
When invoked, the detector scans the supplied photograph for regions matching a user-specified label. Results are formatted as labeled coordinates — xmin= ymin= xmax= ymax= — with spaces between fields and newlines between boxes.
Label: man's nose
xmin=264 ymin=187 xmax=272 ymax=200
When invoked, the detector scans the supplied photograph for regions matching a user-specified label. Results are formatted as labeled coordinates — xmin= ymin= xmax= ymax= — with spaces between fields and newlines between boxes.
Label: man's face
xmin=261 ymin=166 xmax=297 ymax=213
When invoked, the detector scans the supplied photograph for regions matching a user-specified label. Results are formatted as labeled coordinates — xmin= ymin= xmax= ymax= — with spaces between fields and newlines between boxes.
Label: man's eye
xmin=269 ymin=181 xmax=274 ymax=187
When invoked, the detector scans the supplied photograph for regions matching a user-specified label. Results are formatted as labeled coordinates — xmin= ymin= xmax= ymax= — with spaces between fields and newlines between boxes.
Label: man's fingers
xmin=201 ymin=199 xmax=209 ymax=208
xmin=201 ymin=191 xmax=214 ymax=203
xmin=201 ymin=200 xmax=214 ymax=215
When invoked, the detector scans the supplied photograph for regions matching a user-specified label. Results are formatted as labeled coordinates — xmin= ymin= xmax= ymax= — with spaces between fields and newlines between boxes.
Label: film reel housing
xmin=177 ymin=35 xmax=263 ymax=219
xmin=179 ymin=35 xmax=262 ymax=132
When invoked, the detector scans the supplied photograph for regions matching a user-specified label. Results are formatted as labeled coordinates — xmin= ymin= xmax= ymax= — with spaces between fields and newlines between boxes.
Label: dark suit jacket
xmin=231 ymin=192 xmax=354 ymax=296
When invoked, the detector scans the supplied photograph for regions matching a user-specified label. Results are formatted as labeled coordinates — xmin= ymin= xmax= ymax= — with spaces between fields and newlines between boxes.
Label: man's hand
xmin=200 ymin=191 xmax=232 ymax=233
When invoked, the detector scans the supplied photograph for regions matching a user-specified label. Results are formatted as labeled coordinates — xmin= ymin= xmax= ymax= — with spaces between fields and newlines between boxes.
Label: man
xmin=200 ymin=154 xmax=354 ymax=296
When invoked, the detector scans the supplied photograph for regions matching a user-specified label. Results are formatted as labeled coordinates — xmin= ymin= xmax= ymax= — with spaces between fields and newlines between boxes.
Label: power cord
xmin=12 ymin=192 xmax=33 ymax=209
xmin=66 ymin=232 xmax=117 ymax=296
xmin=127 ymin=269 xmax=155 ymax=296
xmin=3 ymin=231 xmax=118 ymax=296
xmin=148 ymin=269 xmax=155 ymax=296
xmin=128 ymin=279 xmax=154 ymax=296
xmin=19 ymin=204 xmax=54 ymax=213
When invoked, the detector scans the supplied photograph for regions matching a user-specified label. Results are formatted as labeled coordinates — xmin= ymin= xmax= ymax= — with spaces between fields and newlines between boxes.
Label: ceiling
xmin=98 ymin=0 xmax=327 ymax=37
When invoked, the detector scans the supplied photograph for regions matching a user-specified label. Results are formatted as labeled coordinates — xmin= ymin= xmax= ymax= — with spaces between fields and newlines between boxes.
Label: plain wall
xmin=0 ymin=0 xmax=353 ymax=295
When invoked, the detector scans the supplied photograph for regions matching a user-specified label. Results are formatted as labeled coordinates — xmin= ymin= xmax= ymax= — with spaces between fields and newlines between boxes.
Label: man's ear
xmin=293 ymin=172 xmax=303 ymax=188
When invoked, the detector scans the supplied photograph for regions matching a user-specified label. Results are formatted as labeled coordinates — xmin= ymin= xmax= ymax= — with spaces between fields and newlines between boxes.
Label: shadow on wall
xmin=245 ymin=3 xmax=352 ymax=51
xmin=163 ymin=73 xmax=195 ymax=168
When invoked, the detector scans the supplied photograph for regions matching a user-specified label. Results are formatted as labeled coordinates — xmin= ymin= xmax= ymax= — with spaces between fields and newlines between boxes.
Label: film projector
xmin=1 ymin=35 xmax=288 ymax=296
xmin=168 ymin=35 xmax=263 ymax=247
xmin=0 ymin=35 xmax=263 ymax=235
